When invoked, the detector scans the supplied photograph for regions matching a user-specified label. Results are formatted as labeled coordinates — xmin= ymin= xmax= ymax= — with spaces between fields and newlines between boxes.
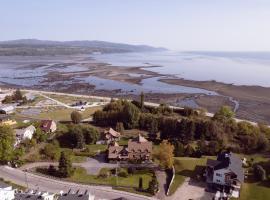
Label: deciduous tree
xmin=158 ymin=140 xmax=174 ymax=169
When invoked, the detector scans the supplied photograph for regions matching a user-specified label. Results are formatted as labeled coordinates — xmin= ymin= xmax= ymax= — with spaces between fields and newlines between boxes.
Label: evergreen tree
xmin=13 ymin=89 xmax=23 ymax=101
xmin=184 ymin=144 xmax=195 ymax=157
xmin=148 ymin=175 xmax=159 ymax=195
xmin=140 ymin=92 xmax=144 ymax=109
xmin=115 ymin=122 xmax=124 ymax=133
xmin=138 ymin=177 xmax=143 ymax=190
xmin=58 ymin=151 xmax=73 ymax=178
xmin=174 ymin=141 xmax=185 ymax=157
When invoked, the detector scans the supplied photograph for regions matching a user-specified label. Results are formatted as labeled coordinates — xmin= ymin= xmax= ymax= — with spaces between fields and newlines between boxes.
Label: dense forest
xmin=93 ymin=98 xmax=270 ymax=156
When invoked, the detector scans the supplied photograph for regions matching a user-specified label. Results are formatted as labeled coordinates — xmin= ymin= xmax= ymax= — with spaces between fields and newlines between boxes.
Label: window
xmin=216 ymin=179 xmax=221 ymax=183
xmin=216 ymin=173 xmax=222 ymax=177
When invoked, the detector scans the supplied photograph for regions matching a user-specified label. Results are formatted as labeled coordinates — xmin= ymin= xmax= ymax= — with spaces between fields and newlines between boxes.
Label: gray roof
xmin=207 ymin=152 xmax=244 ymax=182
xmin=15 ymin=194 xmax=48 ymax=200
xmin=58 ymin=193 xmax=90 ymax=200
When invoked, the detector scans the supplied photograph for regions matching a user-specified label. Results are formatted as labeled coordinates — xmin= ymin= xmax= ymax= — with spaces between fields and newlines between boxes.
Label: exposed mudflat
xmin=1 ymin=54 xmax=270 ymax=123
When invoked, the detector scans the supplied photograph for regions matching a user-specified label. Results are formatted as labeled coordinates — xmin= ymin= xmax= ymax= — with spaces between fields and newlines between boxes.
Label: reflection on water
xmin=92 ymin=51 xmax=270 ymax=87
xmin=75 ymin=76 xmax=217 ymax=95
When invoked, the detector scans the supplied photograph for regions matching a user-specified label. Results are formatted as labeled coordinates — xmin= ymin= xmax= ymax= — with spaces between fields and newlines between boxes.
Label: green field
xmin=169 ymin=156 xmax=213 ymax=195
xmin=68 ymin=167 xmax=153 ymax=190
xmin=38 ymin=106 xmax=102 ymax=121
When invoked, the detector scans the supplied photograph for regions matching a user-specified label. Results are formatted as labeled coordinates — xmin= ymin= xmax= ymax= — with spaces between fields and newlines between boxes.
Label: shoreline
xmin=1 ymin=54 xmax=270 ymax=123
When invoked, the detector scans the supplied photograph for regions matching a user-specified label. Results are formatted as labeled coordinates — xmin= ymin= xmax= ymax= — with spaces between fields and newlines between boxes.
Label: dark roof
xmin=207 ymin=152 xmax=244 ymax=182
xmin=206 ymin=159 xmax=222 ymax=168
xmin=14 ymin=193 xmax=54 ymax=200
xmin=58 ymin=193 xmax=90 ymax=200
xmin=0 ymin=181 xmax=10 ymax=188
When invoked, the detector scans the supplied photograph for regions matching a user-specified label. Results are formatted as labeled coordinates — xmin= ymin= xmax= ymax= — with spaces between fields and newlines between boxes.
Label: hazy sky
xmin=1 ymin=0 xmax=270 ymax=51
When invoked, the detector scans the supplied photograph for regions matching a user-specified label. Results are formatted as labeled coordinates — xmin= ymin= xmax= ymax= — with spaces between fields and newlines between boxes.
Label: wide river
xmin=92 ymin=51 xmax=270 ymax=87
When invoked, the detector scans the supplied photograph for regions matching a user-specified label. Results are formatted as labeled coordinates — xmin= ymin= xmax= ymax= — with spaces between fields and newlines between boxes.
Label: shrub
xmin=48 ymin=165 xmax=57 ymax=176
xmin=98 ymin=168 xmax=111 ymax=178
xmin=128 ymin=167 xmax=136 ymax=174
xmin=118 ymin=168 xmax=128 ymax=178
xmin=148 ymin=175 xmax=159 ymax=195
xmin=253 ymin=165 xmax=266 ymax=181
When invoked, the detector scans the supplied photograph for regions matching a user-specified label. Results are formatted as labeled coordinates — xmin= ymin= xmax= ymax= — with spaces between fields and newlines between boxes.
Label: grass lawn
xmin=237 ymin=155 xmax=270 ymax=200
xmin=168 ymin=156 xmax=214 ymax=195
xmin=47 ymin=94 xmax=102 ymax=104
xmin=237 ymin=182 xmax=270 ymax=200
xmin=38 ymin=106 xmax=102 ymax=121
xmin=86 ymin=144 xmax=107 ymax=153
xmin=68 ymin=167 xmax=153 ymax=190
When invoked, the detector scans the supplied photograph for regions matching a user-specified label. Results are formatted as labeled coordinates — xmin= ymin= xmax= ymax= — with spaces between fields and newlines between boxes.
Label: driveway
xmin=20 ymin=155 xmax=117 ymax=175
xmin=167 ymin=178 xmax=214 ymax=200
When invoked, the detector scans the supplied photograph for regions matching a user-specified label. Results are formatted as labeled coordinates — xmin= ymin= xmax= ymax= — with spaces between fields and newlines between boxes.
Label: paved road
xmin=0 ymin=166 xmax=157 ymax=200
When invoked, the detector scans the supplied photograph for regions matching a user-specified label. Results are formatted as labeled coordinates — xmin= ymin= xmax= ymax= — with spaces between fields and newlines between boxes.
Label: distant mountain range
xmin=0 ymin=39 xmax=167 ymax=56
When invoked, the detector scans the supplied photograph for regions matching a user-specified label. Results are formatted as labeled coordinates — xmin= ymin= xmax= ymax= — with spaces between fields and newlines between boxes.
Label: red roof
xmin=40 ymin=120 xmax=53 ymax=132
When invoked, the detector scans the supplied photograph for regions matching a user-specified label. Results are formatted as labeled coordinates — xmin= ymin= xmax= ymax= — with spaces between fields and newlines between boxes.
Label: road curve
xmin=0 ymin=166 xmax=157 ymax=200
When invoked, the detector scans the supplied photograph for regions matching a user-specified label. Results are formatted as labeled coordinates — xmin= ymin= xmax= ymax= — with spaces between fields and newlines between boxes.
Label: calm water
xmin=75 ymin=76 xmax=217 ymax=95
xmin=92 ymin=51 xmax=270 ymax=87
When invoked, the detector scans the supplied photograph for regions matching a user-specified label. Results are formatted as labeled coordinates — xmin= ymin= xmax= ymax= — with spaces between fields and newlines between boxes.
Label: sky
xmin=0 ymin=0 xmax=270 ymax=51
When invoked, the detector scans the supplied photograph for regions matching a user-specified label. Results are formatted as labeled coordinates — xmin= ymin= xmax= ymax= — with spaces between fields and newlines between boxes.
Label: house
xmin=206 ymin=152 xmax=244 ymax=198
xmin=24 ymin=93 xmax=36 ymax=101
xmin=40 ymin=120 xmax=57 ymax=133
xmin=15 ymin=125 xmax=36 ymax=146
xmin=97 ymin=128 xmax=121 ymax=144
xmin=128 ymin=134 xmax=152 ymax=161
xmin=58 ymin=190 xmax=94 ymax=200
xmin=108 ymin=134 xmax=152 ymax=162
xmin=108 ymin=142 xmax=129 ymax=161
xmin=0 ymin=114 xmax=16 ymax=126
xmin=0 ymin=181 xmax=15 ymax=200
xmin=0 ymin=105 xmax=15 ymax=114
xmin=14 ymin=191 xmax=55 ymax=200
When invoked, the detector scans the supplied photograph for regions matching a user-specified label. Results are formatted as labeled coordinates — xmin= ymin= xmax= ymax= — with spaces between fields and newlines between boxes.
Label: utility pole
xmin=116 ymin=161 xmax=119 ymax=186
xmin=24 ymin=171 xmax=29 ymax=189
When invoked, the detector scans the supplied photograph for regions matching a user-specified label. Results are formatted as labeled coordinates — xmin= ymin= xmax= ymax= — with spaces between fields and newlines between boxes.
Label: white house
xmin=0 ymin=105 xmax=15 ymax=114
xmin=0 ymin=181 xmax=15 ymax=200
xmin=206 ymin=152 xmax=244 ymax=198
xmin=15 ymin=125 xmax=36 ymax=146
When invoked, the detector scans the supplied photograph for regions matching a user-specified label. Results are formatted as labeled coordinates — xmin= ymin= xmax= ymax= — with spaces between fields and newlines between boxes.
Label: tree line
xmin=93 ymin=99 xmax=270 ymax=155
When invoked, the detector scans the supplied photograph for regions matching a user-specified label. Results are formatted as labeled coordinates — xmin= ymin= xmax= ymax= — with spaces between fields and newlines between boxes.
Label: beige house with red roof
xmin=97 ymin=128 xmax=121 ymax=144
xmin=40 ymin=120 xmax=57 ymax=133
